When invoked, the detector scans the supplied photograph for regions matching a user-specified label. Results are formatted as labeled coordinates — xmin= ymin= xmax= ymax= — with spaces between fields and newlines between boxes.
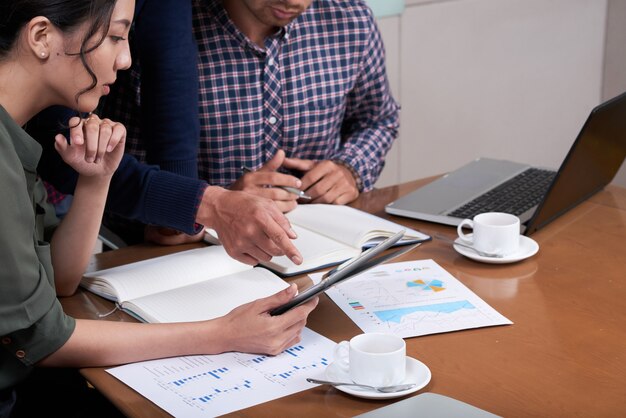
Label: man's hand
xmin=197 ymin=186 xmax=303 ymax=266
xmin=230 ymin=150 xmax=301 ymax=212
xmin=282 ymin=158 xmax=359 ymax=204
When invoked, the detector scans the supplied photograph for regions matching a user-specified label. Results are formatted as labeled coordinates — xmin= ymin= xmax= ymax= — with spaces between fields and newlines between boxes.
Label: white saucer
xmin=323 ymin=356 xmax=431 ymax=400
xmin=453 ymin=235 xmax=539 ymax=264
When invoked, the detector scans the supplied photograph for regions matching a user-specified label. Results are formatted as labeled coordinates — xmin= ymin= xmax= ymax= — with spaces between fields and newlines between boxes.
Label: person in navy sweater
xmin=31 ymin=0 xmax=303 ymax=267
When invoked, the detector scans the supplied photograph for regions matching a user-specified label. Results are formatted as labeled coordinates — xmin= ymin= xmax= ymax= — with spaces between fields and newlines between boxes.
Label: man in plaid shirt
xmin=108 ymin=0 xmax=399 ymax=213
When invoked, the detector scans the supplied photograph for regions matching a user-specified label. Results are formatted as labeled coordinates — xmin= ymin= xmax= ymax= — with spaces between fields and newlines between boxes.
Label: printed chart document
xmin=312 ymin=259 xmax=512 ymax=338
xmin=81 ymin=246 xmax=288 ymax=323
xmin=107 ymin=328 xmax=335 ymax=417
xmin=205 ymin=204 xmax=431 ymax=276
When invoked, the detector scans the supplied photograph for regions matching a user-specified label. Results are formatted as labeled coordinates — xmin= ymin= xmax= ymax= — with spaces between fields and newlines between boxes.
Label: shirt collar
xmin=208 ymin=0 xmax=298 ymax=55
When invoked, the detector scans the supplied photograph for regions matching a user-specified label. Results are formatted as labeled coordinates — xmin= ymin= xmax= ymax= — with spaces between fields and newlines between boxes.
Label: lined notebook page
xmin=263 ymin=225 xmax=360 ymax=275
xmin=287 ymin=204 xmax=425 ymax=248
xmin=82 ymin=246 xmax=250 ymax=303
xmin=122 ymin=268 xmax=288 ymax=323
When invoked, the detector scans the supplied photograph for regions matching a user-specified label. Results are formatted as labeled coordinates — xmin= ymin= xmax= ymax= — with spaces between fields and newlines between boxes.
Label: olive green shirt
xmin=0 ymin=105 xmax=75 ymax=390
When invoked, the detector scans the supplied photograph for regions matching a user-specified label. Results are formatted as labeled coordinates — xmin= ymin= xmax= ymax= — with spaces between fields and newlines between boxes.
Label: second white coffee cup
xmin=334 ymin=333 xmax=406 ymax=387
xmin=457 ymin=212 xmax=521 ymax=256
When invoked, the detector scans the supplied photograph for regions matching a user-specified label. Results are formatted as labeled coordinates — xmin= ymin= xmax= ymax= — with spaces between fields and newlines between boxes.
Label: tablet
xmin=270 ymin=230 xmax=417 ymax=316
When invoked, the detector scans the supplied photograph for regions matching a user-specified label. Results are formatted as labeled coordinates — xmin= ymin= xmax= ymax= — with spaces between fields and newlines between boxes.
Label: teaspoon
xmin=306 ymin=378 xmax=416 ymax=393
xmin=434 ymin=234 xmax=504 ymax=258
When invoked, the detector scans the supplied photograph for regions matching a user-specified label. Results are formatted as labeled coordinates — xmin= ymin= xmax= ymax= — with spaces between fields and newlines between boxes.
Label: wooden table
xmin=61 ymin=177 xmax=626 ymax=417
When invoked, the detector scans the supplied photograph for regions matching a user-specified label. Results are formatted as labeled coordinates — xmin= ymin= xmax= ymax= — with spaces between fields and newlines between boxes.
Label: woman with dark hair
xmin=0 ymin=1 xmax=317 ymax=416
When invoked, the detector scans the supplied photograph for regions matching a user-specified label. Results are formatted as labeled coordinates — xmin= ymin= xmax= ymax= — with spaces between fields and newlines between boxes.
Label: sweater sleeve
xmin=109 ymin=155 xmax=208 ymax=234
xmin=29 ymin=107 xmax=207 ymax=235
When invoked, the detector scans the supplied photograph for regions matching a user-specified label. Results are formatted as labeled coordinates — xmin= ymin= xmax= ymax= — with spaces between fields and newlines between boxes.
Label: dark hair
xmin=0 ymin=0 xmax=118 ymax=102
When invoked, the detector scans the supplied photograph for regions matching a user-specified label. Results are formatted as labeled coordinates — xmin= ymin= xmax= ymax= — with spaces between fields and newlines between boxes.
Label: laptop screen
xmin=525 ymin=91 xmax=626 ymax=235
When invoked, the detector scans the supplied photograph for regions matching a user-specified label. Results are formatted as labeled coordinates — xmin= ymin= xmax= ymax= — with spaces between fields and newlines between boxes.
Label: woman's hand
xmin=54 ymin=114 xmax=125 ymax=177
xmin=217 ymin=284 xmax=319 ymax=355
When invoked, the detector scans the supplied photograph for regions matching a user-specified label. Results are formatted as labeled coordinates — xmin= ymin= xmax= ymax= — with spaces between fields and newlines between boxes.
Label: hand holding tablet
xmin=270 ymin=230 xmax=418 ymax=316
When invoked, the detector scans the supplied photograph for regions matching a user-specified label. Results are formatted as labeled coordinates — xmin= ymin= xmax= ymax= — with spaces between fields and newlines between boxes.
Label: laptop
xmin=354 ymin=392 xmax=500 ymax=418
xmin=385 ymin=91 xmax=626 ymax=235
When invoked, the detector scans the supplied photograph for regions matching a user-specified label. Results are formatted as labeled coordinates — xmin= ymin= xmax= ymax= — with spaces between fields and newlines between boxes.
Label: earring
xmin=40 ymin=51 xmax=47 ymax=58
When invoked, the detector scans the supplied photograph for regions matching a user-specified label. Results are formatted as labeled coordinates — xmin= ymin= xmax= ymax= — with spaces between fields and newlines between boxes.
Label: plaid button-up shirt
xmin=116 ymin=0 xmax=399 ymax=192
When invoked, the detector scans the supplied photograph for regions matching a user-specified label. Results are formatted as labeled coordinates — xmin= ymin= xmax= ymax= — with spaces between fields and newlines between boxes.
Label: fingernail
xmin=290 ymin=228 xmax=298 ymax=238
xmin=291 ymin=255 xmax=302 ymax=265
xmin=95 ymin=157 xmax=101 ymax=163
xmin=107 ymin=145 xmax=113 ymax=152
xmin=295 ymin=179 xmax=302 ymax=187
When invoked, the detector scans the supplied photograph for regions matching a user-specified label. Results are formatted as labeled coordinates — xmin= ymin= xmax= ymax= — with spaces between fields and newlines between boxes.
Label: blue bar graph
xmin=192 ymin=379 xmax=254 ymax=403
xmin=170 ymin=367 xmax=229 ymax=386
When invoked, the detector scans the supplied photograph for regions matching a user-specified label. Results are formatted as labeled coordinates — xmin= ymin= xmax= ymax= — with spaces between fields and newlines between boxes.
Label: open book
xmin=81 ymin=246 xmax=288 ymax=323
xmin=205 ymin=204 xmax=431 ymax=276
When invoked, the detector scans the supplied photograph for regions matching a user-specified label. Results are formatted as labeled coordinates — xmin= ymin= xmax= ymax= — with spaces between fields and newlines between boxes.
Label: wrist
xmin=75 ymin=173 xmax=112 ymax=191
xmin=198 ymin=316 xmax=233 ymax=354
xmin=332 ymin=159 xmax=359 ymax=189
xmin=196 ymin=185 xmax=229 ymax=228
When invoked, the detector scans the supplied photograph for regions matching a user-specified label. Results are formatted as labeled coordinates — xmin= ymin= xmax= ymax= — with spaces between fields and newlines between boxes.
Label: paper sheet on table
xmin=107 ymin=328 xmax=335 ymax=417
xmin=313 ymin=259 xmax=512 ymax=338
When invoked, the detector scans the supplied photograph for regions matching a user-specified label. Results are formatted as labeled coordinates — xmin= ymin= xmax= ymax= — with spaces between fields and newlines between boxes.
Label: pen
xmin=241 ymin=166 xmax=312 ymax=200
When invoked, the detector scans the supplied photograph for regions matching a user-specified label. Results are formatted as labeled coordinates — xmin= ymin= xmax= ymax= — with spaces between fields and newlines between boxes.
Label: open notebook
xmin=205 ymin=204 xmax=430 ymax=276
xmin=81 ymin=232 xmax=418 ymax=322
xmin=81 ymin=246 xmax=288 ymax=323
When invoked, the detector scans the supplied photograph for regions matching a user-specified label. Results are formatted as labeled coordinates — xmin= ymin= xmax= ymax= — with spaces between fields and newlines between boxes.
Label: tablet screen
xmin=269 ymin=230 xmax=412 ymax=316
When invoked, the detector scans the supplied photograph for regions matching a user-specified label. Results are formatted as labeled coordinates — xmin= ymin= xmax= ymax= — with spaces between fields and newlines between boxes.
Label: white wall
xmin=375 ymin=0 xmax=625 ymax=188
xmin=374 ymin=15 xmax=402 ymax=187
xmin=604 ymin=0 xmax=626 ymax=186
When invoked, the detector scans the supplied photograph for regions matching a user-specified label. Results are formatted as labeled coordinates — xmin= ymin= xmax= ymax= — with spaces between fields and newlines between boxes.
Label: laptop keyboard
xmin=448 ymin=168 xmax=556 ymax=219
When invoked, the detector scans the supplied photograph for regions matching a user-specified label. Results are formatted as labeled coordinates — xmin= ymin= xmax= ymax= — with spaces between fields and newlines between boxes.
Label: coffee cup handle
xmin=457 ymin=219 xmax=474 ymax=245
xmin=333 ymin=341 xmax=350 ymax=373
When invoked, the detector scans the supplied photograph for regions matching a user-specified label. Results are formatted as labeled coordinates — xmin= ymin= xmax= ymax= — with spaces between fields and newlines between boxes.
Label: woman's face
xmin=53 ymin=0 xmax=134 ymax=112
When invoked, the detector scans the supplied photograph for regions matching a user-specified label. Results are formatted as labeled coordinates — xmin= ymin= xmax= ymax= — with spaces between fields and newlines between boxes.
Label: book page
xmin=121 ymin=268 xmax=288 ymax=323
xmin=286 ymin=204 xmax=429 ymax=248
xmin=81 ymin=246 xmax=250 ymax=303
xmin=262 ymin=225 xmax=360 ymax=275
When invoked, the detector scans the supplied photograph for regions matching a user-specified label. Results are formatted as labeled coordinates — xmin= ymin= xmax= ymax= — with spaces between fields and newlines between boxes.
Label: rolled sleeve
xmin=2 ymin=301 xmax=75 ymax=368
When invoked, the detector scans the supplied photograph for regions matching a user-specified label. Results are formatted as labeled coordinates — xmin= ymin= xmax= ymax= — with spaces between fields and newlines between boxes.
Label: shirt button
xmin=268 ymin=57 xmax=275 ymax=66
xmin=1 ymin=337 xmax=11 ymax=345
xmin=268 ymin=116 xmax=278 ymax=125
xmin=15 ymin=350 xmax=25 ymax=359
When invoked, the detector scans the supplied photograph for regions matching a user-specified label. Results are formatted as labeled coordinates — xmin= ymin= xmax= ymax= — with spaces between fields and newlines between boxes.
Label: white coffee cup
xmin=457 ymin=212 xmax=521 ymax=256
xmin=334 ymin=333 xmax=406 ymax=387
